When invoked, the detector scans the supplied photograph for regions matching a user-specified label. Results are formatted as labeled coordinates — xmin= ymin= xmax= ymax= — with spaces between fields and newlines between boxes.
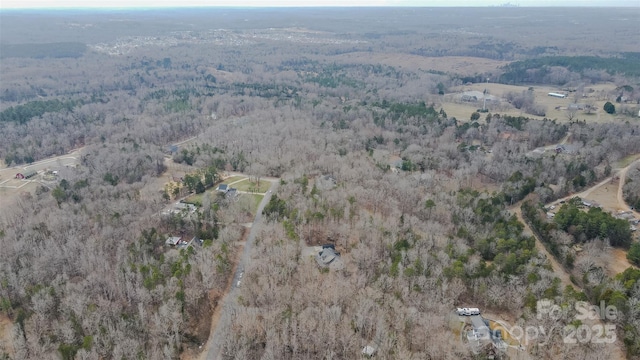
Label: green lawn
xmin=616 ymin=154 xmax=640 ymax=168
xmin=183 ymin=193 xmax=203 ymax=206
xmin=222 ymin=176 xmax=247 ymax=185
xmin=234 ymin=180 xmax=271 ymax=193
xmin=233 ymin=193 xmax=264 ymax=216
xmin=248 ymin=194 xmax=264 ymax=214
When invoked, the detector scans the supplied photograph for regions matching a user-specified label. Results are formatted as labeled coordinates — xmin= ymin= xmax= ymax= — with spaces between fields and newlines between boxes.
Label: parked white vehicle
xmin=457 ymin=307 xmax=481 ymax=316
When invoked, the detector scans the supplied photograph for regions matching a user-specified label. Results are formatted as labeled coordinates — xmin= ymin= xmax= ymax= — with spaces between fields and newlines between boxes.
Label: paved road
xmin=204 ymin=179 xmax=278 ymax=360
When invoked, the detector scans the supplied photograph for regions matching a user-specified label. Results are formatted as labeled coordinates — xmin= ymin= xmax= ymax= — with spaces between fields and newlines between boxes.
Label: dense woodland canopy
xmin=624 ymin=163 xmax=640 ymax=211
xmin=1 ymin=7 xmax=640 ymax=360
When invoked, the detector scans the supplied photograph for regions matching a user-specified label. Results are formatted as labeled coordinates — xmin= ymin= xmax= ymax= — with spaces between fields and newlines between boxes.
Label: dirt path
xmin=511 ymin=207 xmax=576 ymax=291
xmin=226 ymin=178 xmax=248 ymax=186
xmin=548 ymin=158 xmax=640 ymax=209
xmin=508 ymin=158 xmax=640 ymax=359
xmin=511 ymin=156 xmax=640 ymax=286
xmin=576 ymin=176 xmax=614 ymax=201
xmin=610 ymin=248 xmax=636 ymax=275
xmin=0 ymin=314 xmax=14 ymax=358
xmin=511 ymin=207 xmax=629 ymax=360
xmin=610 ymin=159 xmax=640 ymax=274
xmin=536 ymin=158 xmax=640 ymax=278
xmin=617 ymin=159 xmax=640 ymax=218
xmin=184 ymin=234 xmax=248 ymax=360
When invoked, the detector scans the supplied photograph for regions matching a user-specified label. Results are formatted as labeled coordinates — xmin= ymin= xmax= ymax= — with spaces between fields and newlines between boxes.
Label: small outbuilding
xmin=362 ymin=345 xmax=377 ymax=357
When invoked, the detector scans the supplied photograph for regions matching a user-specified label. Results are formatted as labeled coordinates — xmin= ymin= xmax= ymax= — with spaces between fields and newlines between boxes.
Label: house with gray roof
xmin=315 ymin=247 xmax=344 ymax=270
xmin=316 ymin=247 xmax=339 ymax=266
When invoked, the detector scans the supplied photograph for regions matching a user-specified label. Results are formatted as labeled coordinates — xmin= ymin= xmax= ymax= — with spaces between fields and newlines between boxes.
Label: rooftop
xmin=315 ymin=247 xmax=343 ymax=269
xmin=165 ymin=236 xmax=181 ymax=246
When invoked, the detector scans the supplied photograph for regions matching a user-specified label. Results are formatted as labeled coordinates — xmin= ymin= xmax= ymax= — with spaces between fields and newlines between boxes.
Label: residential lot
xmin=0 ymin=150 xmax=81 ymax=212
xmin=442 ymin=82 xmax=633 ymax=124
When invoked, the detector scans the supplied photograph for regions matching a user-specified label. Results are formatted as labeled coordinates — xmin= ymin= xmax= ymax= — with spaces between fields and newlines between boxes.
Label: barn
xmin=15 ymin=170 xmax=37 ymax=179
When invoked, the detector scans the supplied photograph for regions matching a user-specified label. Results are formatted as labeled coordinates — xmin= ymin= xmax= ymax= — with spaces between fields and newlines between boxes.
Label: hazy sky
xmin=1 ymin=0 xmax=638 ymax=8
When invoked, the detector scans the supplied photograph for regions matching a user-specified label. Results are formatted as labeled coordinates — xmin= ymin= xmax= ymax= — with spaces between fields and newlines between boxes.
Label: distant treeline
xmin=0 ymin=42 xmax=86 ymax=59
xmin=499 ymin=53 xmax=640 ymax=84
xmin=0 ymin=99 xmax=83 ymax=124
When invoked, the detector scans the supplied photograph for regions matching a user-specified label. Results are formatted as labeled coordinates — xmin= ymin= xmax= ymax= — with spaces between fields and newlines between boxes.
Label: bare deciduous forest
xmin=1 ymin=7 xmax=640 ymax=360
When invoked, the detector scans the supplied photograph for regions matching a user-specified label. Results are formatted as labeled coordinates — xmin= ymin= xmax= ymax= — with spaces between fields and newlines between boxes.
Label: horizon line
xmin=2 ymin=5 xmax=639 ymax=10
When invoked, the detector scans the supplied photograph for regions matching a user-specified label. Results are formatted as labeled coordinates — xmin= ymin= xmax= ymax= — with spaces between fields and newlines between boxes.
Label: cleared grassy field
xmin=0 ymin=182 xmax=38 ymax=215
xmin=222 ymin=175 xmax=246 ymax=184
xmin=616 ymin=154 xmax=640 ymax=168
xmin=331 ymin=53 xmax=508 ymax=75
xmin=443 ymin=82 xmax=638 ymax=124
xmin=233 ymin=180 xmax=271 ymax=193
xmin=247 ymin=194 xmax=264 ymax=215
xmin=183 ymin=193 xmax=204 ymax=206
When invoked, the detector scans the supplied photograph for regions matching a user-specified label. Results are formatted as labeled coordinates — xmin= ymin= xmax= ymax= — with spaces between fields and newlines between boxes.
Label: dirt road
xmin=617 ymin=159 xmax=640 ymax=218
xmin=511 ymin=206 xmax=576 ymax=291
xmin=508 ymin=157 xmax=640 ymax=360
xmin=548 ymin=158 xmax=640 ymax=213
